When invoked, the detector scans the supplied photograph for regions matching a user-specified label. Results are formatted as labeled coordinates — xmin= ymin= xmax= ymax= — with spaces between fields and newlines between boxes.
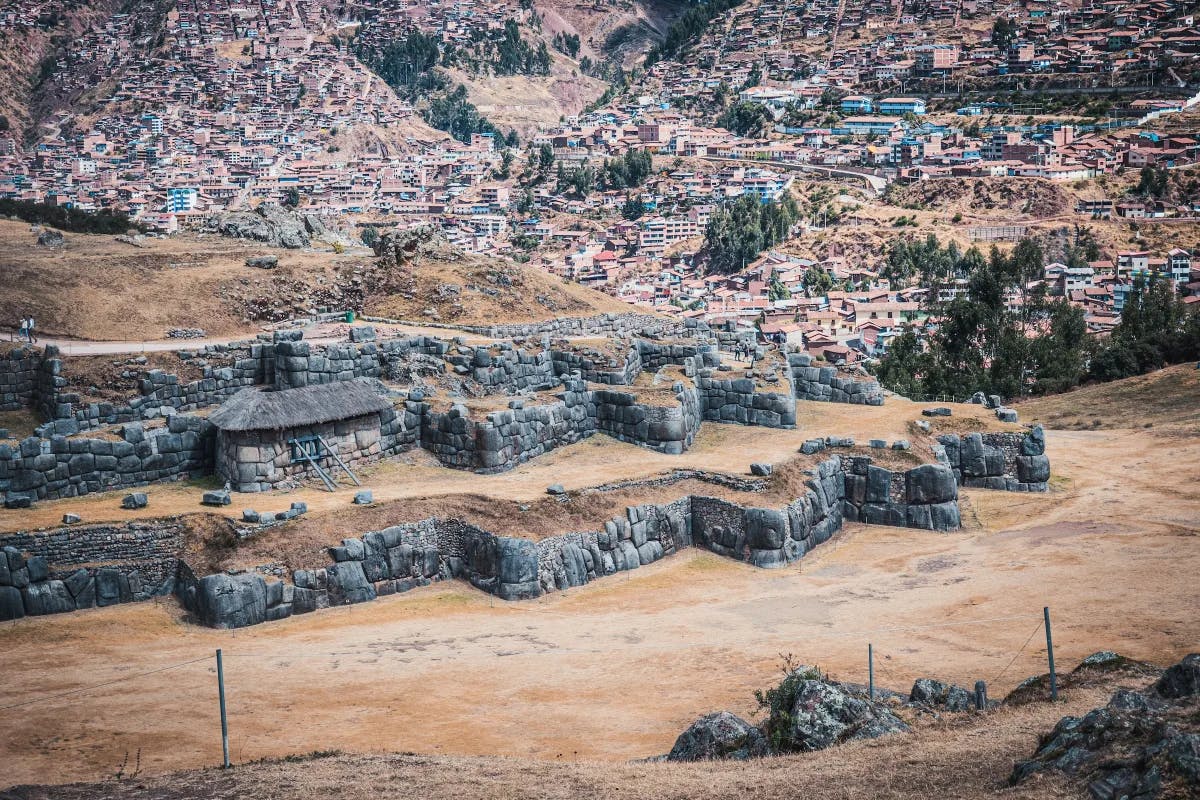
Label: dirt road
xmin=0 ymin=425 xmax=1196 ymax=787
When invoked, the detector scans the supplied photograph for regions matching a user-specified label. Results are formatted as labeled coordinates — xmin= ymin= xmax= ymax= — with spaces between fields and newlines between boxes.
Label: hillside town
xmin=1 ymin=0 xmax=1199 ymax=368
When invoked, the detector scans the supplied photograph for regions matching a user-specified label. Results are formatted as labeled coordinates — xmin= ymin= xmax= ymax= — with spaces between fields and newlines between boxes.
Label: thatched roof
xmin=208 ymin=380 xmax=392 ymax=432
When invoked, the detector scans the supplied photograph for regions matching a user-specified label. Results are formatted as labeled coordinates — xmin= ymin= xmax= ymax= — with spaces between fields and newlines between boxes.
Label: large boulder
xmin=192 ymin=573 xmax=267 ymax=629
xmin=22 ymin=580 xmax=75 ymax=615
xmin=666 ymin=712 xmax=770 ymax=761
xmin=1016 ymin=454 xmax=1050 ymax=484
xmin=1156 ymin=653 xmax=1200 ymax=698
xmin=1011 ymin=654 xmax=1200 ymax=797
xmin=0 ymin=585 xmax=25 ymax=620
xmin=784 ymin=678 xmax=910 ymax=751
xmin=905 ymin=464 xmax=958 ymax=505
xmin=1021 ymin=424 xmax=1046 ymax=456
xmin=326 ymin=561 xmax=376 ymax=605
xmin=909 ymin=678 xmax=973 ymax=712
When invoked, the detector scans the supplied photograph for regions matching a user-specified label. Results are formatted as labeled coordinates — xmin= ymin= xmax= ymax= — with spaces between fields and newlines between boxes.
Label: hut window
xmin=289 ymin=435 xmax=322 ymax=463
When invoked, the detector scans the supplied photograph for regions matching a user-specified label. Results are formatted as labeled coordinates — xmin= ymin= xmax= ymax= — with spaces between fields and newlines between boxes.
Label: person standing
xmin=17 ymin=316 xmax=27 ymax=343
xmin=26 ymin=315 xmax=36 ymax=344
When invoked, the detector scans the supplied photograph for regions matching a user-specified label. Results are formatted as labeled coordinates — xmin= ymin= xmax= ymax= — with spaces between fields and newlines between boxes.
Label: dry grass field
xmin=0 ymin=373 xmax=1197 ymax=795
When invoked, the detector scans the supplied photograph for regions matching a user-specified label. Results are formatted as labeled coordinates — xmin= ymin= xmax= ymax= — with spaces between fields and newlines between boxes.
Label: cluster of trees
xmin=703 ymin=194 xmax=800 ymax=275
xmin=424 ymin=85 xmax=518 ymax=146
xmin=494 ymin=19 xmax=552 ymax=76
xmin=1089 ymin=278 xmax=1200 ymax=381
xmin=555 ymin=164 xmax=596 ymax=197
xmin=1135 ymin=165 xmax=1171 ymax=199
xmin=0 ymin=200 xmax=137 ymax=235
xmin=356 ymin=31 xmax=444 ymax=100
xmin=552 ymin=31 xmax=580 ymax=58
xmin=872 ymin=236 xmax=1200 ymax=399
xmin=991 ymin=17 xmax=1019 ymax=48
xmin=874 ymin=240 xmax=1085 ymax=398
xmin=646 ymin=0 xmax=747 ymax=65
xmin=597 ymin=150 xmax=653 ymax=191
xmin=716 ymin=101 xmax=770 ymax=138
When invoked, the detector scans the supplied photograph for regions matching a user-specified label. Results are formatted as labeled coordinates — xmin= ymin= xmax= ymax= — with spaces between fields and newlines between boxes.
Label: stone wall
xmin=937 ymin=426 xmax=1049 ymax=492
xmin=788 ymin=353 xmax=884 ymax=406
xmin=0 ymin=519 xmax=185 ymax=620
xmin=1 ymin=415 xmax=214 ymax=502
xmin=698 ymin=372 xmax=797 ymax=428
xmin=0 ymin=346 xmax=41 ymax=412
xmin=593 ymin=381 xmax=703 ymax=456
xmin=178 ymin=453 xmax=938 ymax=629
xmin=841 ymin=457 xmax=961 ymax=531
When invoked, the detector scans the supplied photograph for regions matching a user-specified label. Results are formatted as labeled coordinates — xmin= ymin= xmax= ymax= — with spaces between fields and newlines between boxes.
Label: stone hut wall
xmin=0 ymin=346 xmax=41 ymax=412
xmin=592 ymin=381 xmax=703 ymax=455
xmin=697 ymin=372 xmax=797 ymax=428
xmin=216 ymin=406 xmax=412 ymax=493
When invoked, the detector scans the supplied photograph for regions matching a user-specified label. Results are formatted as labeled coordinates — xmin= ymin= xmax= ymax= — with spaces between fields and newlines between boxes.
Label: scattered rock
xmin=353 ymin=490 xmax=374 ymax=505
xmin=36 ymin=228 xmax=65 ymax=247
xmin=202 ymin=490 xmax=232 ymax=507
xmin=3 ymin=494 xmax=32 ymax=509
xmin=922 ymin=407 xmax=952 ymax=417
xmin=750 ymin=463 xmax=772 ymax=477
xmin=121 ymin=493 xmax=148 ymax=510
xmin=1011 ymin=653 xmax=1200 ymax=798
xmin=61 ymin=513 xmax=82 ymax=525
xmin=242 ymin=510 xmax=261 ymax=523
xmin=546 ymin=484 xmax=566 ymax=495
xmin=996 ymin=407 xmax=1019 ymax=423
xmin=245 ymin=255 xmax=279 ymax=269
xmin=891 ymin=439 xmax=910 ymax=450
xmin=800 ymin=439 xmax=825 ymax=455
xmin=167 ymin=328 xmax=207 ymax=339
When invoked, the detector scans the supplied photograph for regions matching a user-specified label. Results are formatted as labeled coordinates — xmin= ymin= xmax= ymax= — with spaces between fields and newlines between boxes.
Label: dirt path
xmin=0 ymin=426 xmax=1196 ymax=787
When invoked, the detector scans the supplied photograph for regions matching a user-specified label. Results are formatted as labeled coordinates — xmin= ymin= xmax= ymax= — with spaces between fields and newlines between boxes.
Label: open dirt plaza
xmin=0 ymin=385 xmax=1198 ymax=792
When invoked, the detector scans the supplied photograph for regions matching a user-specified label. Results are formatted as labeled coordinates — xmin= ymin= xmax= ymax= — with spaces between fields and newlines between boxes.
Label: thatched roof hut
xmin=209 ymin=380 xmax=393 ymax=432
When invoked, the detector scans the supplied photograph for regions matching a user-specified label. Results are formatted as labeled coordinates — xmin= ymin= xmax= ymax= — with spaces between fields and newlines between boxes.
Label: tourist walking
xmin=17 ymin=316 xmax=28 ymax=343
xmin=25 ymin=315 xmax=36 ymax=344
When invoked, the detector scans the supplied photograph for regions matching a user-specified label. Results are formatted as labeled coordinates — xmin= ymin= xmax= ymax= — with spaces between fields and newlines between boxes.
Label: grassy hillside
xmin=0 ymin=220 xmax=636 ymax=341
xmin=1016 ymin=363 xmax=1200 ymax=434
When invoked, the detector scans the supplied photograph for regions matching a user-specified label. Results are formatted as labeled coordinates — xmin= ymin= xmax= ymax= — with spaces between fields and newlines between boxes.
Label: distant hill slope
xmin=0 ymin=0 xmax=124 ymax=145
xmin=1016 ymin=363 xmax=1200 ymax=434
xmin=0 ymin=220 xmax=637 ymax=341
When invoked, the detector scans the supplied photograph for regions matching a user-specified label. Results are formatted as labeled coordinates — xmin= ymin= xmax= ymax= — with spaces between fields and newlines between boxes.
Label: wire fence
xmin=0 ymin=606 xmax=1068 ymax=775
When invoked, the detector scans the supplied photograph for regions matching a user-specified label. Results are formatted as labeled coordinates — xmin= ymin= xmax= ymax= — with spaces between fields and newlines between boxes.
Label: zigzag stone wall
xmin=171 ymin=454 xmax=971 ymax=630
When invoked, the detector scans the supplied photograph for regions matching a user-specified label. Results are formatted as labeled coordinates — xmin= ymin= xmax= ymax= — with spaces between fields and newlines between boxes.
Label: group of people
xmin=732 ymin=342 xmax=756 ymax=363
xmin=15 ymin=315 xmax=37 ymax=344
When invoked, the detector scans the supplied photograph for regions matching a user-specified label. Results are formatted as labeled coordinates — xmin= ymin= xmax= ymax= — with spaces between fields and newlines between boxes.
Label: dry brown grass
xmin=1016 ymin=363 xmax=1200 ymax=435
xmin=4 ymin=679 xmax=1122 ymax=799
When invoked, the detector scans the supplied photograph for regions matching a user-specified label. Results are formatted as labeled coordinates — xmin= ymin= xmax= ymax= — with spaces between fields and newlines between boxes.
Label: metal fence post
xmin=868 ymin=643 xmax=875 ymax=700
xmin=216 ymin=649 xmax=230 ymax=768
xmin=1044 ymin=607 xmax=1057 ymax=701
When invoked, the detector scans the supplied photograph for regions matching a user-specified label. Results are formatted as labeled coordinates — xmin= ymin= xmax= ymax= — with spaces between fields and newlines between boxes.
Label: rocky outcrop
xmin=666 ymin=668 xmax=909 ymax=761
xmin=36 ymin=228 xmax=65 ymax=247
xmin=204 ymin=204 xmax=332 ymax=249
xmin=1011 ymin=653 xmax=1200 ymax=799
xmin=666 ymin=712 xmax=770 ymax=761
